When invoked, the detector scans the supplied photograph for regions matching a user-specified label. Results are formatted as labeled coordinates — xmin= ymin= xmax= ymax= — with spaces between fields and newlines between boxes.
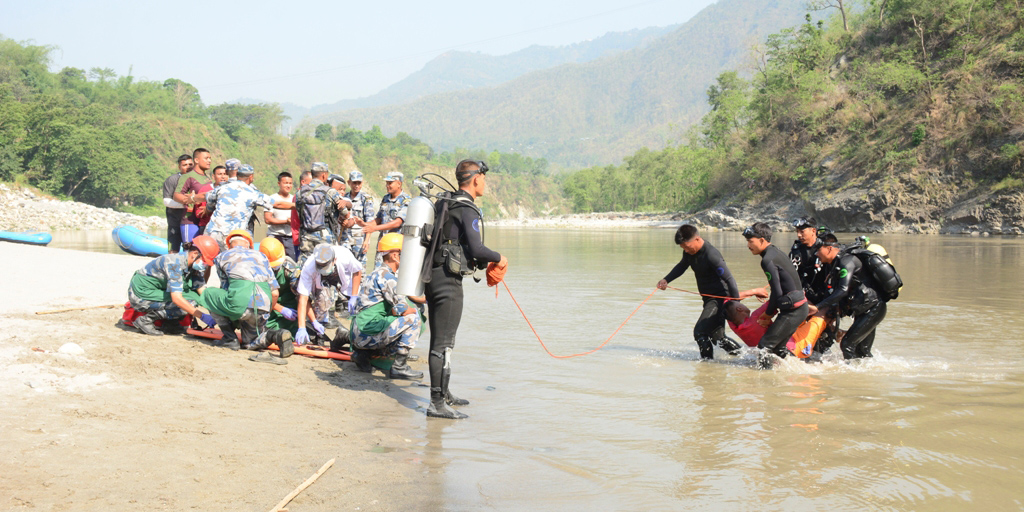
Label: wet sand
xmin=0 ymin=244 xmax=431 ymax=511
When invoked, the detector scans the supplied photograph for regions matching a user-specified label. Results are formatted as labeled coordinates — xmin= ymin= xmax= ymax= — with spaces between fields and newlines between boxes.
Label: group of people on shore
xmin=658 ymin=219 xmax=897 ymax=368
xmin=132 ymin=152 xmax=505 ymax=419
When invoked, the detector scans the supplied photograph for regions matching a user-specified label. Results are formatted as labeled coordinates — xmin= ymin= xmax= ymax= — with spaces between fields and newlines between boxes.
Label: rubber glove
xmin=280 ymin=307 xmax=298 ymax=321
xmin=310 ymin=319 xmax=325 ymax=336
xmin=295 ymin=328 xmax=310 ymax=346
xmin=348 ymin=296 xmax=358 ymax=316
xmin=198 ymin=313 xmax=216 ymax=329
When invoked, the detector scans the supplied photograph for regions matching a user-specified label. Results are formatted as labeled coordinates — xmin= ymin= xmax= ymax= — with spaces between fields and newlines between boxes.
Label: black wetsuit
xmin=425 ymin=191 xmax=501 ymax=393
xmin=662 ymin=242 xmax=740 ymax=359
xmin=758 ymin=245 xmax=809 ymax=364
xmin=817 ymin=251 xmax=887 ymax=360
xmin=789 ymin=238 xmax=826 ymax=302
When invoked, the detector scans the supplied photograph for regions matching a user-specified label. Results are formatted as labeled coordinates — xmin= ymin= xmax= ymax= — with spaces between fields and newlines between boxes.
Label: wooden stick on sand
xmin=36 ymin=304 xmax=121 ymax=315
xmin=268 ymin=458 xmax=335 ymax=512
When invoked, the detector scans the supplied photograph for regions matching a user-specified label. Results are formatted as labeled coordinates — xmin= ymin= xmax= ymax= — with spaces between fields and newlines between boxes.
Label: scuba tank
xmin=851 ymin=236 xmax=903 ymax=300
xmin=396 ymin=196 xmax=435 ymax=296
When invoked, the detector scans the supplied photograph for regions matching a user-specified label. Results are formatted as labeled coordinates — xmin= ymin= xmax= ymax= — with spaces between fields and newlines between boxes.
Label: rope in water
xmin=498 ymin=281 xmax=765 ymax=359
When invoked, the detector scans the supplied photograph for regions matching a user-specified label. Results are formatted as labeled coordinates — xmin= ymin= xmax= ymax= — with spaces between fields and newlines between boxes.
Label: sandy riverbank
xmin=0 ymin=244 xmax=434 ymax=511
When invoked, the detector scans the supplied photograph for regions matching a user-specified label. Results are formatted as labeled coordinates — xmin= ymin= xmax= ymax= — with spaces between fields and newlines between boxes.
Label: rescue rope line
xmin=665 ymin=285 xmax=768 ymax=303
xmin=501 ymin=281 xmax=657 ymax=359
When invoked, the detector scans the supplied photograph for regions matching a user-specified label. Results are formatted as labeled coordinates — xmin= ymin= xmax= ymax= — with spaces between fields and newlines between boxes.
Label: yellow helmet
xmin=259 ymin=237 xmax=286 ymax=268
xmin=225 ymin=229 xmax=254 ymax=249
xmin=377 ymin=233 xmax=403 ymax=253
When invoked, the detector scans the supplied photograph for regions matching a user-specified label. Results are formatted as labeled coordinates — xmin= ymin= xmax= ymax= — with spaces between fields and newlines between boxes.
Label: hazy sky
xmin=3 ymin=0 xmax=718 ymax=107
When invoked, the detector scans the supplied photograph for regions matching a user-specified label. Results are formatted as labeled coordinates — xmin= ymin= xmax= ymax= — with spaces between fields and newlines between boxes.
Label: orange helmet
xmin=225 ymin=229 xmax=254 ymax=249
xmin=191 ymin=235 xmax=220 ymax=265
xmin=259 ymin=237 xmax=286 ymax=268
xmin=377 ymin=233 xmax=403 ymax=253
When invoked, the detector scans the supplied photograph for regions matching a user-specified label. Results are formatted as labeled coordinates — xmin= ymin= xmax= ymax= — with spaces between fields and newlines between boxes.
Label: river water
xmin=48 ymin=228 xmax=1024 ymax=510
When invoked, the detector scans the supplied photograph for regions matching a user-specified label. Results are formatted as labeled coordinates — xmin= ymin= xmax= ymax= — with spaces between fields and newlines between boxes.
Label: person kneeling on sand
xmin=349 ymin=233 xmax=424 ymax=380
xmin=199 ymin=230 xmax=289 ymax=354
xmin=128 ymin=235 xmax=220 ymax=336
xmin=258 ymin=237 xmax=317 ymax=353
xmin=294 ymin=243 xmax=363 ymax=346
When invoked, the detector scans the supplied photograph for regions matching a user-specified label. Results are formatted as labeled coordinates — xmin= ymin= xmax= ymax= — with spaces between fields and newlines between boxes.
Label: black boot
xmin=133 ymin=312 xmax=163 ymax=336
xmin=427 ymin=388 xmax=468 ymax=419
xmin=330 ymin=326 xmax=351 ymax=352
xmin=388 ymin=349 xmax=423 ymax=380
xmin=161 ymin=318 xmax=187 ymax=335
xmin=351 ymin=349 xmax=372 ymax=373
xmin=261 ymin=329 xmax=293 ymax=358
xmin=716 ymin=335 xmax=743 ymax=356
xmin=695 ymin=335 xmax=714 ymax=360
xmin=757 ymin=349 xmax=777 ymax=370
xmin=440 ymin=366 xmax=468 ymax=406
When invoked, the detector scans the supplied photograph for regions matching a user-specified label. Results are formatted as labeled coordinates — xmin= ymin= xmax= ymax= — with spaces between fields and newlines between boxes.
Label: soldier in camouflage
xmin=127 ymin=235 xmax=220 ymax=335
xmin=296 ymin=162 xmax=350 ymax=259
xmin=349 ymin=233 xmax=423 ymax=380
xmin=362 ymin=171 xmax=410 ymax=267
xmin=340 ymin=169 xmax=375 ymax=266
xmin=204 ymin=164 xmax=294 ymax=250
xmin=199 ymin=231 xmax=280 ymax=351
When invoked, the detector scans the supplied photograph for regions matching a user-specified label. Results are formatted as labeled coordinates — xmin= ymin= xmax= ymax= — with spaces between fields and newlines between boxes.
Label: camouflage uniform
xmin=297 ymin=178 xmax=345 ymax=257
xmin=127 ymin=253 xmax=202 ymax=320
xmin=204 ymin=178 xmax=277 ymax=250
xmin=340 ymin=189 xmax=375 ymax=266
xmin=201 ymin=247 xmax=279 ymax=348
xmin=350 ymin=265 xmax=419 ymax=355
xmin=372 ymin=191 xmax=411 ymax=266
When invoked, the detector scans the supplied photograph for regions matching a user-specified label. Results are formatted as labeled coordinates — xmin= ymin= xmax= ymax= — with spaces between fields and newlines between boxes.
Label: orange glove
xmin=486 ymin=260 xmax=507 ymax=287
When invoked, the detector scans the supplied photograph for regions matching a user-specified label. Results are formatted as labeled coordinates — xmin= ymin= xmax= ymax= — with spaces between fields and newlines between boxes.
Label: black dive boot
xmin=441 ymin=366 xmax=468 ymax=406
xmin=133 ymin=312 xmax=164 ymax=336
xmin=427 ymin=388 xmax=468 ymax=419
xmin=716 ymin=335 xmax=743 ymax=356
xmin=161 ymin=318 xmax=187 ymax=335
xmin=388 ymin=349 xmax=423 ymax=380
xmin=695 ymin=335 xmax=715 ymax=360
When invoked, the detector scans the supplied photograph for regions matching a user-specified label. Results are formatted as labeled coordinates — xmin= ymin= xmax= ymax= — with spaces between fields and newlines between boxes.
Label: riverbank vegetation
xmin=561 ymin=0 xmax=1024 ymax=216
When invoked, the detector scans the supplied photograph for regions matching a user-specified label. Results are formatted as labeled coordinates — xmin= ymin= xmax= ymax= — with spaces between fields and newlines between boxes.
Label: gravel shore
xmin=0 ymin=184 xmax=163 ymax=232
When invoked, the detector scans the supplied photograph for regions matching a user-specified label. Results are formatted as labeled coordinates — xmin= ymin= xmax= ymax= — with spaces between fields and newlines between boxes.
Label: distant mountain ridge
xmin=308 ymin=0 xmax=809 ymax=167
xmin=261 ymin=25 xmax=676 ymax=132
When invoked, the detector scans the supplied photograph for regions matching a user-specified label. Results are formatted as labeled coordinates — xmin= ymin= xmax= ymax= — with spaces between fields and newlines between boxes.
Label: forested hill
xmin=0 ymin=37 xmax=563 ymax=219
xmin=282 ymin=25 xmax=677 ymax=126
xmin=560 ymin=0 xmax=1024 ymax=234
xmin=307 ymin=0 xmax=809 ymax=168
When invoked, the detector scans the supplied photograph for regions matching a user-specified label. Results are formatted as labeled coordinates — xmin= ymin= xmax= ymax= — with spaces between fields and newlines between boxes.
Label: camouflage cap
xmin=236 ymin=164 xmax=254 ymax=176
xmin=313 ymin=244 xmax=336 ymax=276
xmin=384 ymin=171 xmax=404 ymax=182
xmin=328 ymin=173 xmax=344 ymax=185
xmin=310 ymin=162 xmax=329 ymax=173
xmin=348 ymin=170 xmax=363 ymax=182
xmin=224 ymin=158 xmax=242 ymax=172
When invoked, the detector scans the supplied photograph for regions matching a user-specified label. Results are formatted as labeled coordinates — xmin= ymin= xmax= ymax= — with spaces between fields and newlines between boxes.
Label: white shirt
xmin=267 ymin=192 xmax=294 ymax=237
xmin=297 ymin=245 xmax=362 ymax=296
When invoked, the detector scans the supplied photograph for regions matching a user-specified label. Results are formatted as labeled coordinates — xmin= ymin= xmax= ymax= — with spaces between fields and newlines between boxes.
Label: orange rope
xmin=501 ymin=281 xmax=657 ymax=359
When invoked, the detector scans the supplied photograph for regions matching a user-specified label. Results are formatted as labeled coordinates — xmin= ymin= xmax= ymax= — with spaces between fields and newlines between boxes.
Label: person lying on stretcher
xmin=724 ymin=300 xmax=829 ymax=359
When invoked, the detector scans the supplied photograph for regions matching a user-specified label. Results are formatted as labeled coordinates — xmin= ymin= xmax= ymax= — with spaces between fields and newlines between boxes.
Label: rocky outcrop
xmin=0 ymin=184 xmax=163 ymax=232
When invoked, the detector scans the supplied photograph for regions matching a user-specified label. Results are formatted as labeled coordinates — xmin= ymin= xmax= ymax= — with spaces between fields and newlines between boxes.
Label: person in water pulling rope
xmin=815 ymin=234 xmax=889 ymax=360
xmin=743 ymin=222 xmax=809 ymax=369
xmin=657 ymin=225 xmax=762 ymax=360
xmin=424 ymin=159 xmax=506 ymax=420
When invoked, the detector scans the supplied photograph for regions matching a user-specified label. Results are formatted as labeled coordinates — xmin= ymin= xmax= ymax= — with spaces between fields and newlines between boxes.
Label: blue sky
xmin=3 ymin=0 xmax=717 ymax=107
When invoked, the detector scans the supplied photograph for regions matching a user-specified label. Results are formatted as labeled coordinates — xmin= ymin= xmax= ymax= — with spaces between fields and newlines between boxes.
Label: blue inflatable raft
xmin=0 ymin=230 xmax=53 ymax=246
xmin=112 ymin=225 xmax=168 ymax=257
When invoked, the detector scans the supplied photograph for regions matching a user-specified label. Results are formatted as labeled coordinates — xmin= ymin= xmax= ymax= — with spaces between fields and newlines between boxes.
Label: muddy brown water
xmin=49 ymin=228 xmax=1024 ymax=510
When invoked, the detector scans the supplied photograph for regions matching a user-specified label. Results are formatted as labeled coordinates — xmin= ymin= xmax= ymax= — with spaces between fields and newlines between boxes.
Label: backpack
xmin=848 ymin=247 xmax=902 ymax=300
xmin=296 ymin=182 xmax=329 ymax=232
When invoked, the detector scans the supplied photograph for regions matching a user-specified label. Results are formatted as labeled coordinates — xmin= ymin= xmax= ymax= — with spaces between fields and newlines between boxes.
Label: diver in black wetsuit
xmin=424 ymin=159 xmax=505 ymax=420
xmin=657 ymin=225 xmax=759 ymax=359
xmin=743 ymin=222 xmax=809 ymax=369
xmin=788 ymin=217 xmax=837 ymax=360
xmin=815 ymin=239 xmax=888 ymax=360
